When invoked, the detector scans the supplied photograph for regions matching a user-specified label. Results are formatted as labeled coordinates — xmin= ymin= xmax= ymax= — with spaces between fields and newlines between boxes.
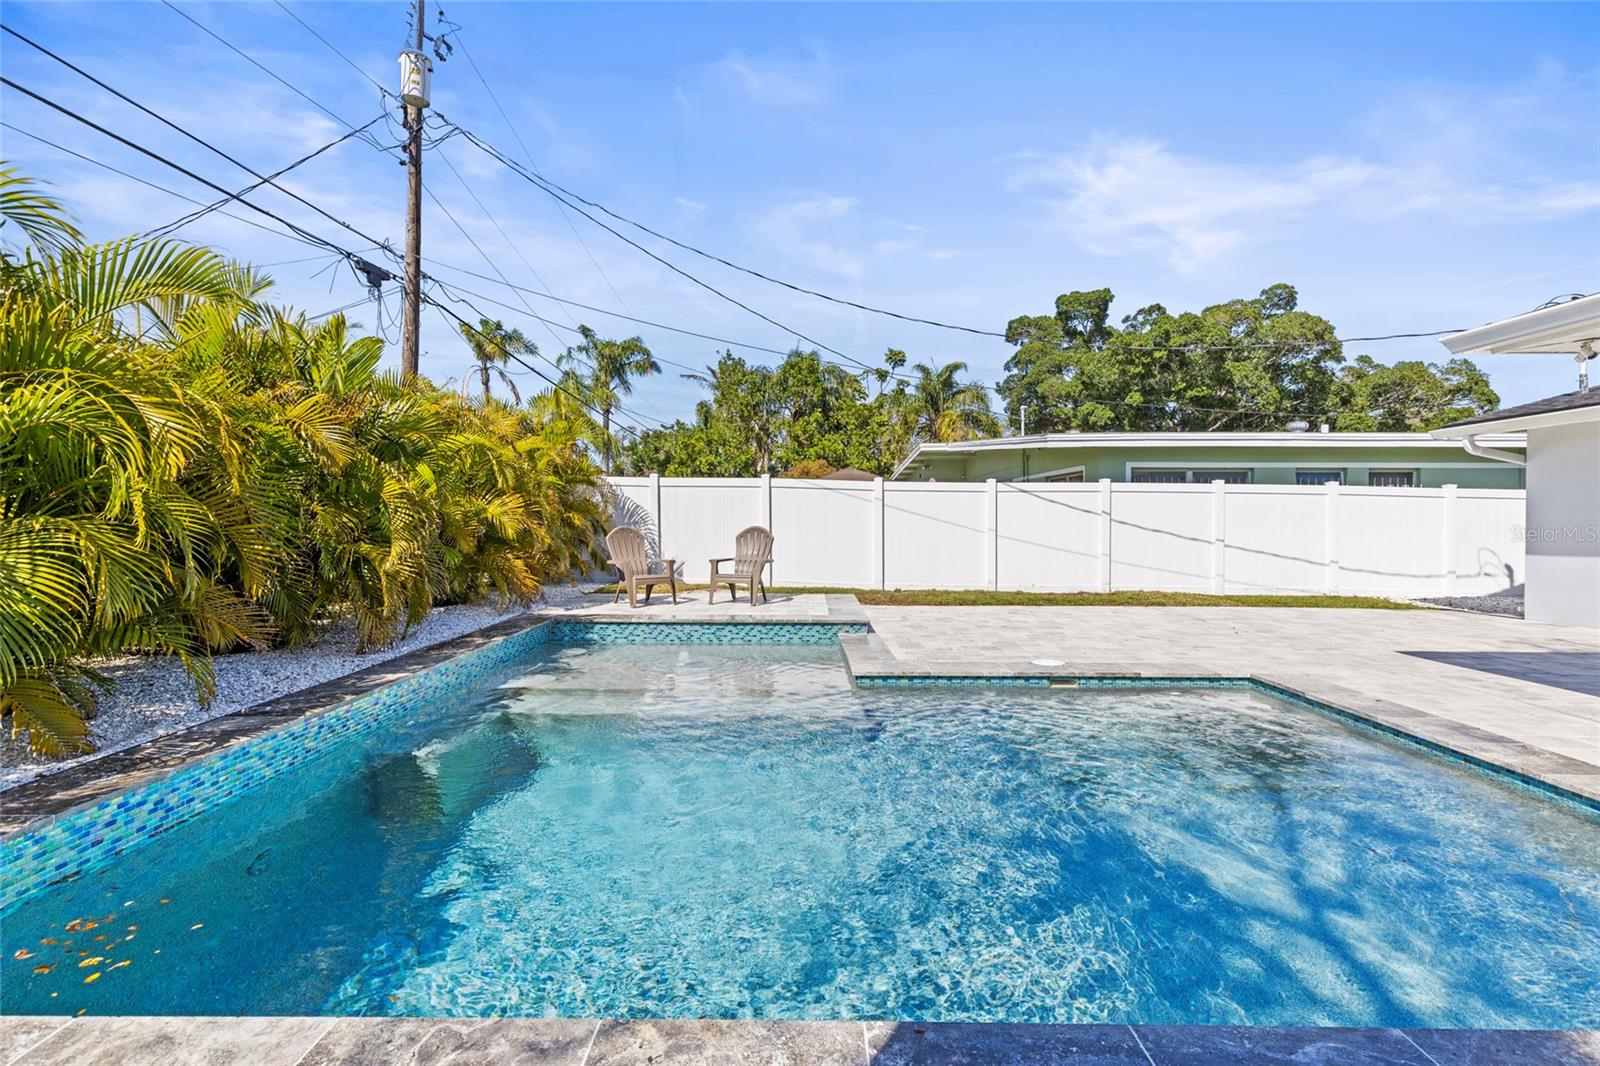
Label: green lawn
xmin=587 ymin=584 xmax=1423 ymax=609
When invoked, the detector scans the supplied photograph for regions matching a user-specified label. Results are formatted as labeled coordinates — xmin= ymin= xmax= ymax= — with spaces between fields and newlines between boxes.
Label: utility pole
xmin=399 ymin=1 xmax=431 ymax=380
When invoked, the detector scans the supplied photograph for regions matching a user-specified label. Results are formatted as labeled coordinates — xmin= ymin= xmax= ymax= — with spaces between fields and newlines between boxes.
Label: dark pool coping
xmin=839 ymin=633 xmax=1600 ymax=808
xmin=1 ymin=1015 xmax=1596 ymax=1065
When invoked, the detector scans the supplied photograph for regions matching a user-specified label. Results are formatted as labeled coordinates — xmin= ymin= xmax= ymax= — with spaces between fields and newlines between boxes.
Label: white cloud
xmin=1007 ymin=138 xmax=1378 ymax=269
xmin=753 ymin=193 xmax=864 ymax=278
xmin=708 ymin=48 xmax=828 ymax=108
xmin=1008 ymin=71 xmax=1600 ymax=271
xmin=927 ymin=248 xmax=960 ymax=261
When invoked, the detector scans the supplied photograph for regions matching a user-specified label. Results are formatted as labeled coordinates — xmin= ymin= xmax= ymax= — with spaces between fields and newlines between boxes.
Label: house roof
xmin=893 ymin=431 xmax=1526 ymax=478
xmin=1433 ymin=389 xmax=1600 ymax=436
xmin=1440 ymin=293 xmax=1600 ymax=356
xmin=821 ymin=467 xmax=876 ymax=481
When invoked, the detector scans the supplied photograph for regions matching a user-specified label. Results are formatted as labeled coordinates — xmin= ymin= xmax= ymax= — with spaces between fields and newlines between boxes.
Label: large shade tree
xmin=998 ymin=284 xmax=1494 ymax=431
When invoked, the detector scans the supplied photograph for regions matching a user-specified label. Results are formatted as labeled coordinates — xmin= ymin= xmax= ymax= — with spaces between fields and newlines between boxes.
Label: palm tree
xmin=562 ymin=325 xmax=659 ymax=474
xmin=910 ymin=360 xmax=1001 ymax=443
xmin=459 ymin=316 xmax=535 ymax=403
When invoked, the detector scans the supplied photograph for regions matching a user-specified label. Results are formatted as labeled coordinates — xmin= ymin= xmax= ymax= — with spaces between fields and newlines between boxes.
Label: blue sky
xmin=4 ymin=2 xmax=1597 ymax=430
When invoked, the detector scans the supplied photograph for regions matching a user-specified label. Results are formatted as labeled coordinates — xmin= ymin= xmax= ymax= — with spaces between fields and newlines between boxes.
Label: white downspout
xmin=1461 ymin=434 xmax=1526 ymax=467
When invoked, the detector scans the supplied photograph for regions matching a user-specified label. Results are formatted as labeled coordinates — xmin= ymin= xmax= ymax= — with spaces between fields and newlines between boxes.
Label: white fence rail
xmin=606 ymin=476 xmax=1526 ymax=597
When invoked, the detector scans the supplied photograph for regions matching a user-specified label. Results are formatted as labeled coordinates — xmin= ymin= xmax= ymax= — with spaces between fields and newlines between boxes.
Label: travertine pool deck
xmin=2 ymin=1015 xmax=1596 ymax=1065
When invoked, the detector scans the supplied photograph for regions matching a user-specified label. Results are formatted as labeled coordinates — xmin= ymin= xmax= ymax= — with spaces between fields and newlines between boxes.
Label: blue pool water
xmin=2 ymin=641 xmax=1597 ymax=1026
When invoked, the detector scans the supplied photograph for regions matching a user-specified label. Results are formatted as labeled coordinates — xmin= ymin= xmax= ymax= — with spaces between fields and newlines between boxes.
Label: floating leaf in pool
xmin=39 ymin=938 xmax=57 ymax=945
xmin=83 ymin=972 xmax=100 ymax=983
xmin=78 ymin=957 xmax=102 ymax=967
xmin=109 ymin=961 xmax=130 ymax=971
xmin=190 ymin=923 xmax=203 ymax=931
xmin=158 ymin=899 xmax=170 ymax=905
xmin=127 ymin=925 xmax=138 ymax=932
xmin=123 ymin=901 xmax=134 ymax=907
xmin=32 ymin=965 xmax=53 ymax=975
xmin=13 ymin=949 xmax=33 ymax=960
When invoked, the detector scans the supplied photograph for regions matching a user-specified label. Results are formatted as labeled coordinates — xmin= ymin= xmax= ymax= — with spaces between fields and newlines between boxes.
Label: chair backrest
xmin=734 ymin=525 xmax=774 ymax=573
xmin=606 ymin=525 xmax=649 ymax=577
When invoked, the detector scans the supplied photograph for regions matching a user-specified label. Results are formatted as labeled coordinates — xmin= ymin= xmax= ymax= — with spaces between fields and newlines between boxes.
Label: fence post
xmin=1442 ymin=483 xmax=1458 ymax=596
xmin=1324 ymin=480 xmax=1340 ymax=594
xmin=1098 ymin=478 xmax=1113 ymax=592
xmin=761 ymin=473 xmax=773 ymax=584
xmin=1211 ymin=480 xmax=1227 ymax=593
xmin=872 ymin=477 xmax=886 ymax=590
xmin=648 ymin=472 xmax=662 ymax=556
xmin=986 ymin=478 xmax=999 ymax=591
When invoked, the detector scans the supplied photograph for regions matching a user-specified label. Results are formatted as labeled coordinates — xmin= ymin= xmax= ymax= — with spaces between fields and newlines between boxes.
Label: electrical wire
xmin=146 ymin=116 xmax=384 ymax=239
xmin=271 ymin=0 xmax=389 ymax=96
xmin=0 ymin=121 xmax=344 ymax=255
xmin=447 ymin=29 xmax=634 ymax=315
xmin=1 ymin=76 xmax=396 ymax=307
xmin=160 ymin=0 xmax=390 ymax=145
xmin=1 ymin=24 xmax=398 ymax=260
xmin=442 ymin=121 xmax=888 ymax=376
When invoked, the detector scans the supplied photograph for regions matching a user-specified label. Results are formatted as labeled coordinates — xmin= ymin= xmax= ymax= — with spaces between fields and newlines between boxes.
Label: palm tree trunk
xmin=478 ymin=356 xmax=491 ymax=398
xmin=602 ymin=404 xmax=612 ymax=475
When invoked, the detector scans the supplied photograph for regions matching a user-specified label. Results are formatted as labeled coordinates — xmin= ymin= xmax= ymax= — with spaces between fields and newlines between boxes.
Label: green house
xmin=892 ymin=431 xmax=1527 ymax=488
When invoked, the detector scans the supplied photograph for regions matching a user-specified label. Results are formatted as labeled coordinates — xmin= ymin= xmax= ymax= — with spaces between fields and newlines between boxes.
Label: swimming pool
xmin=3 ymin=631 xmax=1597 ymax=1027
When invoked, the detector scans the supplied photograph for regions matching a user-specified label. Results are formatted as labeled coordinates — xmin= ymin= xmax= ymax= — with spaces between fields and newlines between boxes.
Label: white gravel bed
xmin=1 ymin=585 xmax=597 ymax=792
xmin=1417 ymin=592 xmax=1525 ymax=618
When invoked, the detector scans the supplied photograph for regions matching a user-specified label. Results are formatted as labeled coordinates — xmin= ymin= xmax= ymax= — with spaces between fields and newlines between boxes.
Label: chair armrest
xmin=708 ymin=557 xmax=733 ymax=565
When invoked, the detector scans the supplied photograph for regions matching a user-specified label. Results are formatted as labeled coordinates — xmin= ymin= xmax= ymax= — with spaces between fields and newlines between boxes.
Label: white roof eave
xmin=1440 ymin=294 xmax=1600 ymax=356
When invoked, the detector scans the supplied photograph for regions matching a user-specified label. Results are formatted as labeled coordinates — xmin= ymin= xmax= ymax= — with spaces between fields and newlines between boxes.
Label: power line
xmin=146 ymin=116 xmax=384 ymax=239
xmin=438 ymin=119 xmax=1006 ymax=338
xmin=423 ymin=280 xmax=661 ymax=434
xmin=426 ymin=276 xmax=676 ymax=429
xmin=0 ymin=122 xmax=340 ymax=256
xmin=1 ymin=76 xmax=395 ymax=297
xmin=446 ymin=29 xmax=633 ymax=316
xmin=1 ymin=24 xmax=397 ymax=260
xmin=431 ymin=143 xmax=579 ymax=333
xmin=160 ymin=0 xmax=388 ymax=144
xmin=439 ymin=119 xmax=888 ymax=376
xmin=271 ymin=0 xmax=388 ymax=96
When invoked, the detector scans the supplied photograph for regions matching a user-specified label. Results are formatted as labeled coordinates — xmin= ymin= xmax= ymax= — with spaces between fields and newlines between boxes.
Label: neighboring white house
xmin=1432 ymin=294 xmax=1600 ymax=627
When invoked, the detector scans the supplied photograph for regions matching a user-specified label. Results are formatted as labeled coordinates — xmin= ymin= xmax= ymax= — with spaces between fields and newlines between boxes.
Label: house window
xmin=1047 ymin=470 xmax=1086 ymax=483
xmin=1130 ymin=469 xmax=1251 ymax=484
xmin=1369 ymin=470 xmax=1416 ymax=487
xmin=1295 ymin=470 xmax=1343 ymax=486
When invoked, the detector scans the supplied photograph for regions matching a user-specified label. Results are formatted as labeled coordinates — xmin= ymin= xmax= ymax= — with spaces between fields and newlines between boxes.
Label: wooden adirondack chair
xmin=606 ymin=526 xmax=677 ymax=608
xmin=708 ymin=525 xmax=774 ymax=605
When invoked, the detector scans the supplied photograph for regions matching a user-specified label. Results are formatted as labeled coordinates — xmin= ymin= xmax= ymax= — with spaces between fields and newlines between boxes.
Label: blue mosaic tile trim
xmin=852 ymin=675 xmax=1050 ymax=688
xmin=0 ymin=619 xmax=870 ymax=912
xmin=550 ymin=622 xmax=868 ymax=645
xmin=0 ymin=621 xmax=557 ymax=913
xmin=1254 ymin=681 xmax=1600 ymax=816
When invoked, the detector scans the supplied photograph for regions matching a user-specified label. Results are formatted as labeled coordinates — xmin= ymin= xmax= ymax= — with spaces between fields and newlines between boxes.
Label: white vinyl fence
xmin=606 ymin=476 xmax=1526 ymax=598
